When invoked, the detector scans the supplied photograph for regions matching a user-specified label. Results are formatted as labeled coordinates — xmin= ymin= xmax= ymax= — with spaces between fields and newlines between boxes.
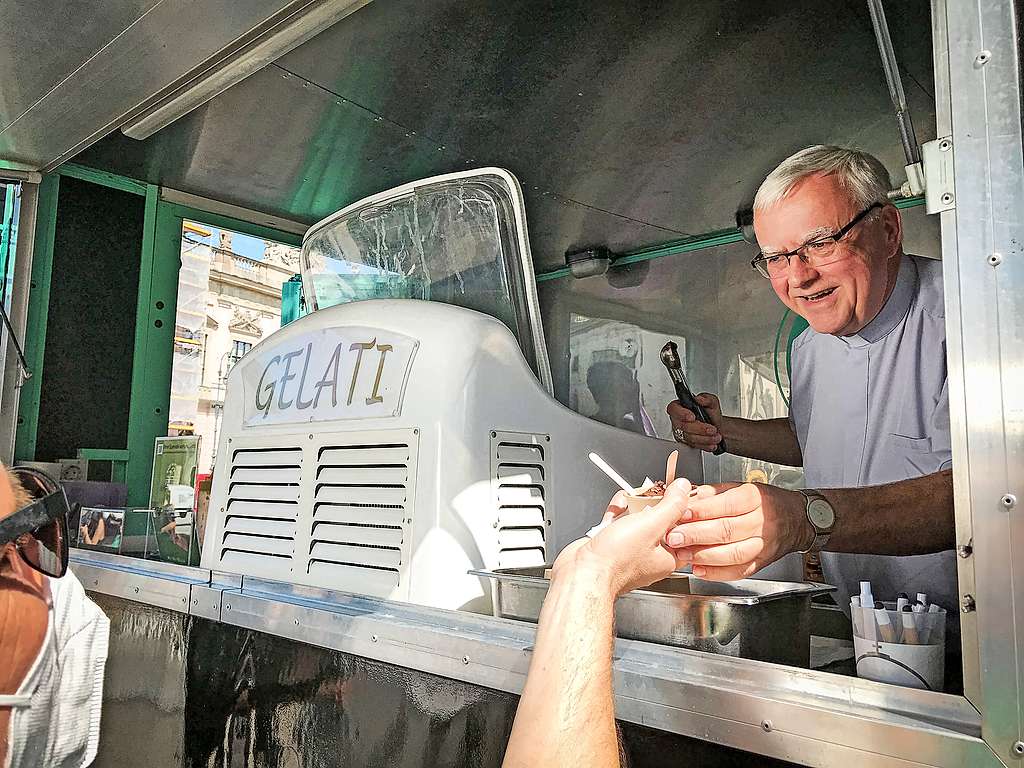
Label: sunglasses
xmin=0 ymin=466 xmax=70 ymax=579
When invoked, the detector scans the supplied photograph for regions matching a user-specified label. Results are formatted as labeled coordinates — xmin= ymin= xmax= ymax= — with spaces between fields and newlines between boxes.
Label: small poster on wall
xmin=149 ymin=435 xmax=201 ymax=510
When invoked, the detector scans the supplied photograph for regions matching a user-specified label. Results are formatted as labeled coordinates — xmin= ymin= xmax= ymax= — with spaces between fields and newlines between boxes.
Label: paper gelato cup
xmin=624 ymin=493 xmax=664 ymax=514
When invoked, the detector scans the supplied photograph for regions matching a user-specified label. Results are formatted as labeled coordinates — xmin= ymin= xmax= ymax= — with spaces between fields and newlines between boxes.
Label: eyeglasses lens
xmin=18 ymin=519 xmax=67 ymax=578
xmin=10 ymin=469 xmax=69 ymax=578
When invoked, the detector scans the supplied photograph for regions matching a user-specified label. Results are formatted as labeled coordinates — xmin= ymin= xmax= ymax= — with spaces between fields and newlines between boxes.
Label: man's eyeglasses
xmin=0 ymin=466 xmax=70 ymax=578
xmin=750 ymin=202 xmax=884 ymax=279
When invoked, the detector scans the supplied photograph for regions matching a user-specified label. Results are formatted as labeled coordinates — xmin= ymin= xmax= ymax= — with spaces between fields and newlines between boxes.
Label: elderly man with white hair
xmin=666 ymin=145 xmax=956 ymax=641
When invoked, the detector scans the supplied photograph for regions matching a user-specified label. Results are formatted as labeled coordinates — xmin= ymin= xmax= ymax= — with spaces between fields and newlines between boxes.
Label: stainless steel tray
xmin=471 ymin=567 xmax=834 ymax=667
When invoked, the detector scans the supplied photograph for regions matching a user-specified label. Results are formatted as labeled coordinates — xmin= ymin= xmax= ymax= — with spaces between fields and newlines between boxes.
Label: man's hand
xmin=665 ymin=482 xmax=810 ymax=581
xmin=553 ymin=479 xmax=695 ymax=597
xmin=667 ymin=393 xmax=724 ymax=452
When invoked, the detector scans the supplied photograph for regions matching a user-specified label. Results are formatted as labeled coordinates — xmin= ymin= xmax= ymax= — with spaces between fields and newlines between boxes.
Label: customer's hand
xmin=667 ymin=393 xmax=724 ymax=452
xmin=665 ymin=482 xmax=810 ymax=580
xmin=552 ymin=479 xmax=696 ymax=597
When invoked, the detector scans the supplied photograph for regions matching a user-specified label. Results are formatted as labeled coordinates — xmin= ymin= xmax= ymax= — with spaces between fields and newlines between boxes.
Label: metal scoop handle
xmin=660 ymin=341 xmax=726 ymax=456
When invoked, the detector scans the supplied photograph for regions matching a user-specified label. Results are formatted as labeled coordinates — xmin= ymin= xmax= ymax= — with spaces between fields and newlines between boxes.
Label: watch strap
xmin=796 ymin=488 xmax=834 ymax=555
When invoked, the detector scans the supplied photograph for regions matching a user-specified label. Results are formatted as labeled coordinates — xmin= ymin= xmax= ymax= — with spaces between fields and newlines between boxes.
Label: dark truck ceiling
xmin=68 ymin=0 xmax=935 ymax=272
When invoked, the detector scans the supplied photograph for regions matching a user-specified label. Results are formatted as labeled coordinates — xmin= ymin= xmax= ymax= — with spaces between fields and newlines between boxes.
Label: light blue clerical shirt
xmin=788 ymin=254 xmax=957 ymax=630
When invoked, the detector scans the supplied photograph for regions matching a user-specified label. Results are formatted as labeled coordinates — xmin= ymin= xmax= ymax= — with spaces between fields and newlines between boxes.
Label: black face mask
xmin=0 ymin=467 xmax=70 ymax=578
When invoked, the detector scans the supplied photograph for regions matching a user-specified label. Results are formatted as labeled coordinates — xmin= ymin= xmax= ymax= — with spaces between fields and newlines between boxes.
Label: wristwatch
xmin=796 ymin=489 xmax=836 ymax=554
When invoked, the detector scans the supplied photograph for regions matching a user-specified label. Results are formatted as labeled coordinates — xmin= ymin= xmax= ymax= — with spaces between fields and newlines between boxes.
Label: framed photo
xmin=76 ymin=507 xmax=125 ymax=552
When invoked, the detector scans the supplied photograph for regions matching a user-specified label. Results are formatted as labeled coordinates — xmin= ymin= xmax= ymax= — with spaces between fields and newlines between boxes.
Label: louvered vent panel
xmin=306 ymin=440 xmax=414 ymax=594
xmin=492 ymin=434 xmax=548 ymax=568
xmin=219 ymin=447 xmax=301 ymax=576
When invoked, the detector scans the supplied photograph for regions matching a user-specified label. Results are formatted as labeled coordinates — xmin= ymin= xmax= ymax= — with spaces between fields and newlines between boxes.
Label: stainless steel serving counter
xmin=70 ymin=549 xmax=996 ymax=768
xmin=473 ymin=566 xmax=833 ymax=667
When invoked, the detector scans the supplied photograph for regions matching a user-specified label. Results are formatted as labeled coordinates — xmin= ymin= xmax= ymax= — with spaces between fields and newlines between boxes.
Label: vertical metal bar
xmin=930 ymin=0 xmax=982 ymax=708
xmin=867 ymin=0 xmax=922 ymax=165
xmin=13 ymin=175 xmax=59 ymax=461
xmin=944 ymin=0 xmax=1024 ymax=761
xmin=0 ymin=183 xmax=38 ymax=463
xmin=125 ymin=185 xmax=182 ymax=507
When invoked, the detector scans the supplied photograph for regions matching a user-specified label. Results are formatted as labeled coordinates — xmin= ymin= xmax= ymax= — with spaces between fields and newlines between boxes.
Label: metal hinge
xmin=921 ymin=137 xmax=956 ymax=213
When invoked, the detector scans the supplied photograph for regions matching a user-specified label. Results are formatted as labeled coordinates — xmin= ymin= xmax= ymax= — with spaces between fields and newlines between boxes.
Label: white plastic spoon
xmin=588 ymin=452 xmax=635 ymax=495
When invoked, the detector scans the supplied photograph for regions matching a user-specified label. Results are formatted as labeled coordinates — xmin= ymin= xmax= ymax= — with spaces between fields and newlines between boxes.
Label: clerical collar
xmin=845 ymin=255 xmax=918 ymax=347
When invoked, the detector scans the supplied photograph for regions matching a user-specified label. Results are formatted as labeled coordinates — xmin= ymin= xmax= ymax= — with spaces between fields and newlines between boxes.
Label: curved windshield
xmin=301 ymin=173 xmax=551 ymax=390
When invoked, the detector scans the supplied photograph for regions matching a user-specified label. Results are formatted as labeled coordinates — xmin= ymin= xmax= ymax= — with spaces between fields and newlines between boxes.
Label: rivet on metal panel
xmin=491 ymin=431 xmax=497 ymax=438
xmin=413 ymin=428 xmax=419 ymax=435
xmin=371 ymin=634 xmax=378 ymax=643
xmin=1012 ymin=741 xmax=1024 ymax=757
xmin=989 ymin=253 xmax=1004 ymax=267
xmin=956 ymin=541 xmax=973 ymax=558
xmin=193 ymin=599 xmax=199 ymax=605
xmin=309 ymin=434 xmax=314 ymax=439
xmin=761 ymin=720 xmax=773 ymax=733
xmin=545 ymin=435 xmax=550 ymax=442
xmin=462 ymin=655 xmax=470 ymax=665
xmin=940 ymin=192 xmax=954 ymax=205
xmin=293 ymin=619 xmax=299 ymax=626
xmin=961 ymin=595 xmax=976 ymax=613
xmin=181 ymin=597 xmax=186 ymax=604
xmin=225 ymin=604 xmax=231 ymax=611
xmin=1001 ymin=493 xmax=1017 ymax=509
xmin=973 ymin=50 xmax=992 ymax=68
xmin=492 ymin=521 xmax=498 ymax=528
xmin=93 ymin=579 xmax=98 ymax=586
xmin=939 ymin=139 xmax=952 ymax=152
xmin=133 ymin=586 xmax=140 ymax=593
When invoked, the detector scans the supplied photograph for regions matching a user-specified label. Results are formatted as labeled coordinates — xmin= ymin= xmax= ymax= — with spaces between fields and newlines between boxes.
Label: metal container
xmin=472 ymin=567 xmax=834 ymax=667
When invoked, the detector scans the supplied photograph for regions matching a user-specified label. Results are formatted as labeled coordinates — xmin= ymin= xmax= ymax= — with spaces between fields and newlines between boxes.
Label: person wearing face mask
xmin=663 ymin=146 xmax=956 ymax=643
xmin=0 ymin=465 xmax=109 ymax=768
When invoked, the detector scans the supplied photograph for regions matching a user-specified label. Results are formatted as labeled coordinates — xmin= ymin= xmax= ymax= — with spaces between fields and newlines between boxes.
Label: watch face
xmin=808 ymin=498 xmax=835 ymax=529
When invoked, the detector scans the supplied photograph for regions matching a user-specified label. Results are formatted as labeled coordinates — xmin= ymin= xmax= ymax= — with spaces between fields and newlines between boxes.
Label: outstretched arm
xmin=502 ymin=481 xmax=696 ymax=768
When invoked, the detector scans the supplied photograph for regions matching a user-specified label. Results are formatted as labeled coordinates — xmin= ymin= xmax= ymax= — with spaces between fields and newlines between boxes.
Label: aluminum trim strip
xmin=70 ymin=548 xmax=211 ymax=584
xmin=943 ymin=0 xmax=1024 ymax=761
xmin=73 ymin=561 xmax=193 ymax=614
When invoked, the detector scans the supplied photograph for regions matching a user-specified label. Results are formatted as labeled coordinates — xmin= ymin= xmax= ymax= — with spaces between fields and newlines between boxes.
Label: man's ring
xmin=673 ymin=428 xmax=687 ymax=443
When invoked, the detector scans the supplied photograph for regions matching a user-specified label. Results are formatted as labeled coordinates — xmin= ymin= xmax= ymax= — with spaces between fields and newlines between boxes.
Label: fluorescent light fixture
xmin=121 ymin=0 xmax=372 ymax=141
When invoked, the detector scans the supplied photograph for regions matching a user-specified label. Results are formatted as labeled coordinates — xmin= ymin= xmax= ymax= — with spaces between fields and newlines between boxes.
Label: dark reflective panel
xmin=89 ymin=593 xmax=188 ymax=768
xmin=89 ymin=595 xmax=802 ymax=767
xmin=184 ymin=615 xmax=518 ymax=768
